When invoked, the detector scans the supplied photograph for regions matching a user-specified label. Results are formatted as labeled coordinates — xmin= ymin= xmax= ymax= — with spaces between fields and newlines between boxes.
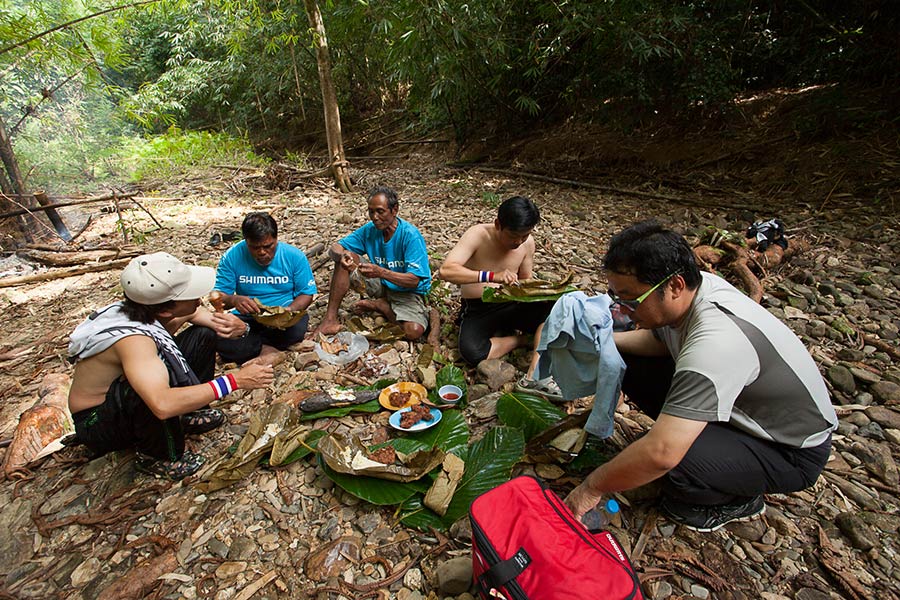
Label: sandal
xmin=182 ymin=408 xmax=227 ymax=435
xmin=135 ymin=451 xmax=205 ymax=480
xmin=515 ymin=376 xmax=566 ymax=403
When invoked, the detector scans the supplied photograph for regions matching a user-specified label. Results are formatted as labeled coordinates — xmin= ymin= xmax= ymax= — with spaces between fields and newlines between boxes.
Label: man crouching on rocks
xmin=67 ymin=252 xmax=274 ymax=480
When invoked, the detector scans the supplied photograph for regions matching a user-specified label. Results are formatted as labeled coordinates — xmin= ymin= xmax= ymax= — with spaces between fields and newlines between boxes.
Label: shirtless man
xmin=439 ymin=196 xmax=560 ymax=399
xmin=68 ymin=252 xmax=273 ymax=480
xmin=315 ymin=186 xmax=431 ymax=340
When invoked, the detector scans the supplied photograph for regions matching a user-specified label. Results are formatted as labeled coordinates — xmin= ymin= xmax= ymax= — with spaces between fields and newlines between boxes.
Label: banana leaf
xmin=318 ymin=453 xmax=421 ymax=505
xmin=300 ymin=398 xmax=381 ymax=421
xmin=270 ymin=429 xmax=328 ymax=467
xmin=497 ymin=392 xmax=566 ymax=440
xmin=481 ymin=272 xmax=577 ymax=303
xmin=440 ymin=426 xmax=525 ymax=525
xmin=389 ymin=410 xmax=469 ymax=458
xmin=319 ymin=433 xmax=446 ymax=482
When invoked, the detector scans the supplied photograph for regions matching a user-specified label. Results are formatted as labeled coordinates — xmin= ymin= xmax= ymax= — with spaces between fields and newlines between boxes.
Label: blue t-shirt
xmin=215 ymin=241 xmax=317 ymax=307
xmin=339 ymin=218 xmax=431 ymax=295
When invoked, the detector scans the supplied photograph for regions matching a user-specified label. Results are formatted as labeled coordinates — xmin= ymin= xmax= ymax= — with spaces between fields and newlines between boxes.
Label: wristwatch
xmin=239 ymin=322 xmax=250 ymax=338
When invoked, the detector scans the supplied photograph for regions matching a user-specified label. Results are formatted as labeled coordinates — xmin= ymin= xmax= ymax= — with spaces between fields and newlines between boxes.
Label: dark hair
xmin=497 ymin=196 xmax=540 ymax=230
xmin=603 ymin=220 xmax=702 ymax=290
xmin=121 ymin=296 xmax=176 ymax=324
xmin=241 ymin=212 xmax=278 ymax=241
xmin=367 ymin=186 xmax=399 ymax=210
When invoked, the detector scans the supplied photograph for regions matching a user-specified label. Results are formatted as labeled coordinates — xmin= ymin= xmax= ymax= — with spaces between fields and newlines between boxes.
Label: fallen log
xmin=1 ymin=373 xmax=73 ymax=479
xmin=19 ymin=247 xmax=139 ymax=267
xmin=0 ymin=257 xmax=131 ymax=288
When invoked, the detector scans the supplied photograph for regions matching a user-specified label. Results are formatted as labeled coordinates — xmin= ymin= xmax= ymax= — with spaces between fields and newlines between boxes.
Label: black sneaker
xmin=181 ymin=408 xmax=227 ymax=435
xmin=660 ymin=495 xmax=766 ymax=532
xmin=135 ymin=451 xmax=206 ymax=480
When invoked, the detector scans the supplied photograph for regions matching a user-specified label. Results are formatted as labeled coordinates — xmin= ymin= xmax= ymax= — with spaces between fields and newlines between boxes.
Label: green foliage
xmin=118 ymin=127 xmax=268 ymax=181
xmin=497 ymin=392 xmax=566 ymax=441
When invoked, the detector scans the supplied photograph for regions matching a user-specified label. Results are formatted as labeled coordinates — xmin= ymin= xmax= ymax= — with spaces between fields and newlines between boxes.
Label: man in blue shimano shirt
xmin=315 ymin=186 xmax=431 ymax=340
xmin=214 ymin=212 xmax=317 ymax=363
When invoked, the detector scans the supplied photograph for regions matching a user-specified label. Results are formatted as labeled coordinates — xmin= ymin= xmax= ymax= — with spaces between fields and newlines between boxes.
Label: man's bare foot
xmin=314 ymin=318 xmax=343 ymax=336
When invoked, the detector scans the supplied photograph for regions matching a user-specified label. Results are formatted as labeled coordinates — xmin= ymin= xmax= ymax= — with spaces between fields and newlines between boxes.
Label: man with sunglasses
xmin=565 ymin=220 xmax=836 ymax=532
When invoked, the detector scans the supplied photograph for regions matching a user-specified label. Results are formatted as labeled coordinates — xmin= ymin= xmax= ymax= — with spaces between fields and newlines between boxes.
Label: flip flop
xmin=135 ymin=451 xmax=205 ymax=480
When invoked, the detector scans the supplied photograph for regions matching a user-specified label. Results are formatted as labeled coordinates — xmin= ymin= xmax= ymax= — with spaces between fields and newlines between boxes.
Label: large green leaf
xmin=397 ymin=495 xmax=446 ymax=531
xmin=497 ymin=392 xmax=566 ymax=440
xmin=390 ymin=409 xmax=469 ymax=457
xmin=568 ymin=435 xmax=618 ymax=473
xmin=300 ymin=399 xmax=381 ymax=420
xmin=317 ymin=454 xmax=420 ymax=505
xmin=428 ymin=364 xmax=468 ymax=406
xmin=441 ymin=426 xmax=525 ymax=525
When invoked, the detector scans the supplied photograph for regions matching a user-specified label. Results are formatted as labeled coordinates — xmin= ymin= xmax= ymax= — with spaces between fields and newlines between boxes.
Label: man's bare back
xmin=68 ymin=344 xmax=130 ymax=413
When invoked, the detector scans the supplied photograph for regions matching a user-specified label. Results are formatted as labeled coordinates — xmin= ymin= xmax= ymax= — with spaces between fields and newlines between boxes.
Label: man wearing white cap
xmin=67 ymin=252 xmax=274 ymax=480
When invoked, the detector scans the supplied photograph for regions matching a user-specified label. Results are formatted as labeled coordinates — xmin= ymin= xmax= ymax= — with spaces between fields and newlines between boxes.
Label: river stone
xmin=304 ymin=536 xmax=362 ymax=581
xmin=827 ymin=365 xmax=856 ymax=395
xmin=851 ymin=441 xmax=899 ymax=486
xmin=871 ymin=381 xmax=900 ymax=405
xmin=435 ymin=556 xmax=473 ymax=595
xmin=837 ymin=348 xmax=865 ymax=361
xmin=865 ymin=406 xmax=900 ymax=430
xmin=0 ymin=497 xmax=33 ymax=573
xmin=467 ymin=383 xmax=490 ymax=401
xmin=214 ymin=561 xmax=247 ymax=580
xmin=227 ymin=536 xmax=258 ymax=561
xmin=849 ymin=366 xmax=881 ymax=385
xmin=835 ymin=512 xmax=877 ymax=551
xmin=476 ymin=359 xmax=517 ymax=390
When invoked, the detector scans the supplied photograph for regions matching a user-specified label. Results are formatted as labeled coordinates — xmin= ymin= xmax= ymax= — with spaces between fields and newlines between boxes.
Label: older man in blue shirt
xmin=315 ymin=186 xmax=431 ymax=340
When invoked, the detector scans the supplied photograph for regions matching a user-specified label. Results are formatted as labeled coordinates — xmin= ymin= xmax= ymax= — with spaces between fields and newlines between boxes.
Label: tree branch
xmin=0 ymin=0 xmax=163 ymax=57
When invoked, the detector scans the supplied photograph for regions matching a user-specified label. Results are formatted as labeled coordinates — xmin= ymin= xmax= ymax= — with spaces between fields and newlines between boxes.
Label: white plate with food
xmin=389 ymin=406 xmax=442 ymax=432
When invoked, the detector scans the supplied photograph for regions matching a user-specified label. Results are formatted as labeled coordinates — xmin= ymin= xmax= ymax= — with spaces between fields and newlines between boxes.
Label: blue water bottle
xmin=581 ymin=498 xmax=620 ymax=530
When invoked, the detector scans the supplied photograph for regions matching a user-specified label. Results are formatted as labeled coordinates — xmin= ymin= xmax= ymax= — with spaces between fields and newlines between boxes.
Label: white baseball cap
xmin=121 ymin=252 xmax=216 ymax=305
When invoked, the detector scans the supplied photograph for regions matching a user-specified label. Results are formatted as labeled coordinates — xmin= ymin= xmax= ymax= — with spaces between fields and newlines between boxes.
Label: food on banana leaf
xmin=482 ymin=271 xmax=577 ymax=303
xmin=251 ymin=299 xmax=306 ymax=329
xmin=296 ymin=388 xmax=379 ymax=413
xmin=366 ymin=446 xmax=398 ymax=465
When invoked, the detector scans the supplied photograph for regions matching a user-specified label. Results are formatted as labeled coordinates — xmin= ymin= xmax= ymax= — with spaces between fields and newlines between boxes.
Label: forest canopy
xmin=0 ymin=0 xmax=897 ymax=194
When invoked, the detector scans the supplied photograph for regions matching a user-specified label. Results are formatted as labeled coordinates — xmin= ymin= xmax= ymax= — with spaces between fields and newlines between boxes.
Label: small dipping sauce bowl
xmin=438 ymin=384 xmax=463 ymax=404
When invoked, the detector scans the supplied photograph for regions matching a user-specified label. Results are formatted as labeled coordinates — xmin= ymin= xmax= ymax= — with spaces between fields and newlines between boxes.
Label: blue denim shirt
xmin=535 ymin=292 xmax=626 ymax=438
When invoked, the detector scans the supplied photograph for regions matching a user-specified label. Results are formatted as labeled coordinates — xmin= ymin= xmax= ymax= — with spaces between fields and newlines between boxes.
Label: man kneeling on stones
xmin=315 ymin=186 xmax=431 ymax=340
xmin=438 ymin=196 xmax=561 ymax=400
xmin=565 ymin=220 xmax=837 ymax=531
xmin=213 ymin=211 xmax=317 ymax=364
xmin=67 ymin=252 xmax=274 ymax=480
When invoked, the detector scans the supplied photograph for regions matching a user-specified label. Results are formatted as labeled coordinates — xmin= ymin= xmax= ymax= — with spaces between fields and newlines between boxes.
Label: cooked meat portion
xmin=400 ymin=404 xmax=433 ymax=428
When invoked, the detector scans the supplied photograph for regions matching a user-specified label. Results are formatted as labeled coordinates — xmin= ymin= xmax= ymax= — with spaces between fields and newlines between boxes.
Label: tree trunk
xmin=303 ymin=0 xmax=353 ymax=193
xmin=0 ymin=116 xmax=34 ymax=241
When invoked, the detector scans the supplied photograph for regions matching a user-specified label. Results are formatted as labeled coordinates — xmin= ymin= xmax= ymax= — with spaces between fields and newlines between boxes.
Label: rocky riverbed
xmin=0 ymin=158 xmax=897 ymax=599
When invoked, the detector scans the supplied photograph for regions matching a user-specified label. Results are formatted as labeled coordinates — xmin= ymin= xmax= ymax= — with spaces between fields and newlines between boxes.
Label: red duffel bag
xmin=470 ymin=475 xmax=643 ymax=600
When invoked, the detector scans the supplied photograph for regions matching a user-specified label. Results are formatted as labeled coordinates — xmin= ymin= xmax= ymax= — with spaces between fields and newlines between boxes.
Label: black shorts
xmin=457 ymin=299 xmax=554 ymax=365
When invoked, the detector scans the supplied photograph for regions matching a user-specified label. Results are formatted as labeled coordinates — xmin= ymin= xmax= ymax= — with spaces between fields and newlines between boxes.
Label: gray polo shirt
xmin=655 ymin=272 xmax=836 ymax=448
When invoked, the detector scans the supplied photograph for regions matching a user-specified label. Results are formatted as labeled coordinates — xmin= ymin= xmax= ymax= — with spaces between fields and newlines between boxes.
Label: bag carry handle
xmin=477 ymin=547 xmax=531 ymax=591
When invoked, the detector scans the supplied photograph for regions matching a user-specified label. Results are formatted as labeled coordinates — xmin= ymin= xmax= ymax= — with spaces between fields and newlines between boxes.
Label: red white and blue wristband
xmin=478 ymin=270 xmax=495 ymax=283
xmin=208 ymin=373 xmax=238 ymax=400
